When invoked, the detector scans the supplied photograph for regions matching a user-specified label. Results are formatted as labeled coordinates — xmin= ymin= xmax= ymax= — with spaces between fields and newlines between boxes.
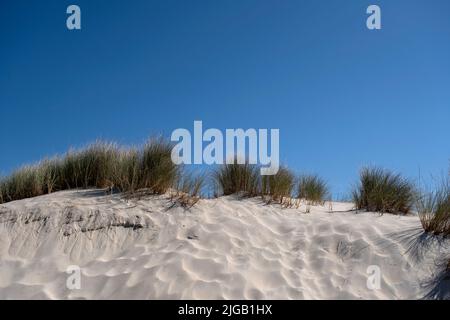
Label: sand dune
xmin=0 ymin=190 xmax=448 ymax=299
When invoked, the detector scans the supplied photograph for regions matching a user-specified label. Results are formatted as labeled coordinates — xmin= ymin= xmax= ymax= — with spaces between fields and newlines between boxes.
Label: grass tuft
xmin=60 ymin=142 xmax=119 ymax=190
xmin=112 ymin=148 xmax=141 ymax=193
xmin=352 ymin=167 xmax=415 ymax=215
xmin=214 ymin=161 xmax=260 ymax=197
xmin=139 ymin=137 xmax=178 ymax=194
xmin=261 ymin=166 xmax=295 ymax=203
xmin=297 ymin=174 xmax=329 ymax=205
xmin=0 ymin=165 xmax=43 ymax=202
xmin=417 ymin=178 xmax=449 ymax=237
xmin=0 ymin=138 xmax=193 ymax=204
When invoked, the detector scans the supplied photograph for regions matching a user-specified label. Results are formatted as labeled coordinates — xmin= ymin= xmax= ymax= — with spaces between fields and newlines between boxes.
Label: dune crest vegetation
xmin=416 ymin=177 xmax=449 ymax=237
xmin=352 ymin=167 xmax=415 ymax=215
xmin=0 ymin=138 xmax=203 ymax=206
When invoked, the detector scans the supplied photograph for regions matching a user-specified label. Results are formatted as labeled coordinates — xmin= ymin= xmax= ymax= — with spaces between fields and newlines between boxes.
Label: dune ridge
xmin=0 ymin=189 xmax=447 ymax=299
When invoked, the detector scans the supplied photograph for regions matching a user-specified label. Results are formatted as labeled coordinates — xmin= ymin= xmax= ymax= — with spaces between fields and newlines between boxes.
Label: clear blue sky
xmin=1 ymin=0 xmax=449 ymax=197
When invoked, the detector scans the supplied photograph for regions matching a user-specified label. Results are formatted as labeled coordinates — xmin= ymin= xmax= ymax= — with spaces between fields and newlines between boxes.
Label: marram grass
xmin=417 ymin=178 xmax=449 ymax=237
xmin=352 ymin=167 xmax=415 ymax=215
xmin=297 ymin=174 xmax=329 ymax=205
xmin=0 ymin=138 xmax=193 ymax=204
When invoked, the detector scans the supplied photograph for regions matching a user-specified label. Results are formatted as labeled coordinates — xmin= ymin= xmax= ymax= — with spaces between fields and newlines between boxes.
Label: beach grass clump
xmin=297 ymin=174 xmax=329 ymax=205
xmin=59 ymin=142 xmax=119 ymax=189
xmin=0 ymin=143 xmax=119 ymax=202
xmin=214 ymin=161 xmax=260 ymax=197
xmin=352 ymin=167 xmax=415 ymax=215
xmin=112 ymin=148 xmax=141 ymax=193
xmin=171 ymin=170 xmax=206 ymax=207
xmin=0 ymin=138 xmax=186 ymax=204
xmin=0 ymin=159 xmax=62 ymax=203
xmin=0 ymin=165 xmax=44 ymax=202
xmin=261 ymin=166 xmax=295 ymax=203
xmin=38 ymin=158 xmax=63 ymax=194
xmin=111 ymin=138 xmax=179 ymax=195
xmin=139 ymin=138 xmax=179 ymax=194
xmin=417 ymin=179 xmax=449 ymax=237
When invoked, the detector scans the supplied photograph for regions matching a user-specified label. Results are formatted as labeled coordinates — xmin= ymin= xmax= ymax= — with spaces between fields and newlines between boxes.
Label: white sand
xmin=0 ymin=189 xmax=448 ymax=299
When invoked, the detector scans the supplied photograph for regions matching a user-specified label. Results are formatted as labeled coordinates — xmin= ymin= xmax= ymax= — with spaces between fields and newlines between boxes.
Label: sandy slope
xmin=0 ymin=190 xmax=448 ymax=300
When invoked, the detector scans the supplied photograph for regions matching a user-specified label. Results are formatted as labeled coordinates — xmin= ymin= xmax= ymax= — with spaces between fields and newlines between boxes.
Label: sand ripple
xmin=0 ymin=190 xmax=448 ymax=299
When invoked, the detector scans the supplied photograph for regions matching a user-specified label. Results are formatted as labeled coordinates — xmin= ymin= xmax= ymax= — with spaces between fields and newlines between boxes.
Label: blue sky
xmin=1 ymin=0 xmax=449 ymax=197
